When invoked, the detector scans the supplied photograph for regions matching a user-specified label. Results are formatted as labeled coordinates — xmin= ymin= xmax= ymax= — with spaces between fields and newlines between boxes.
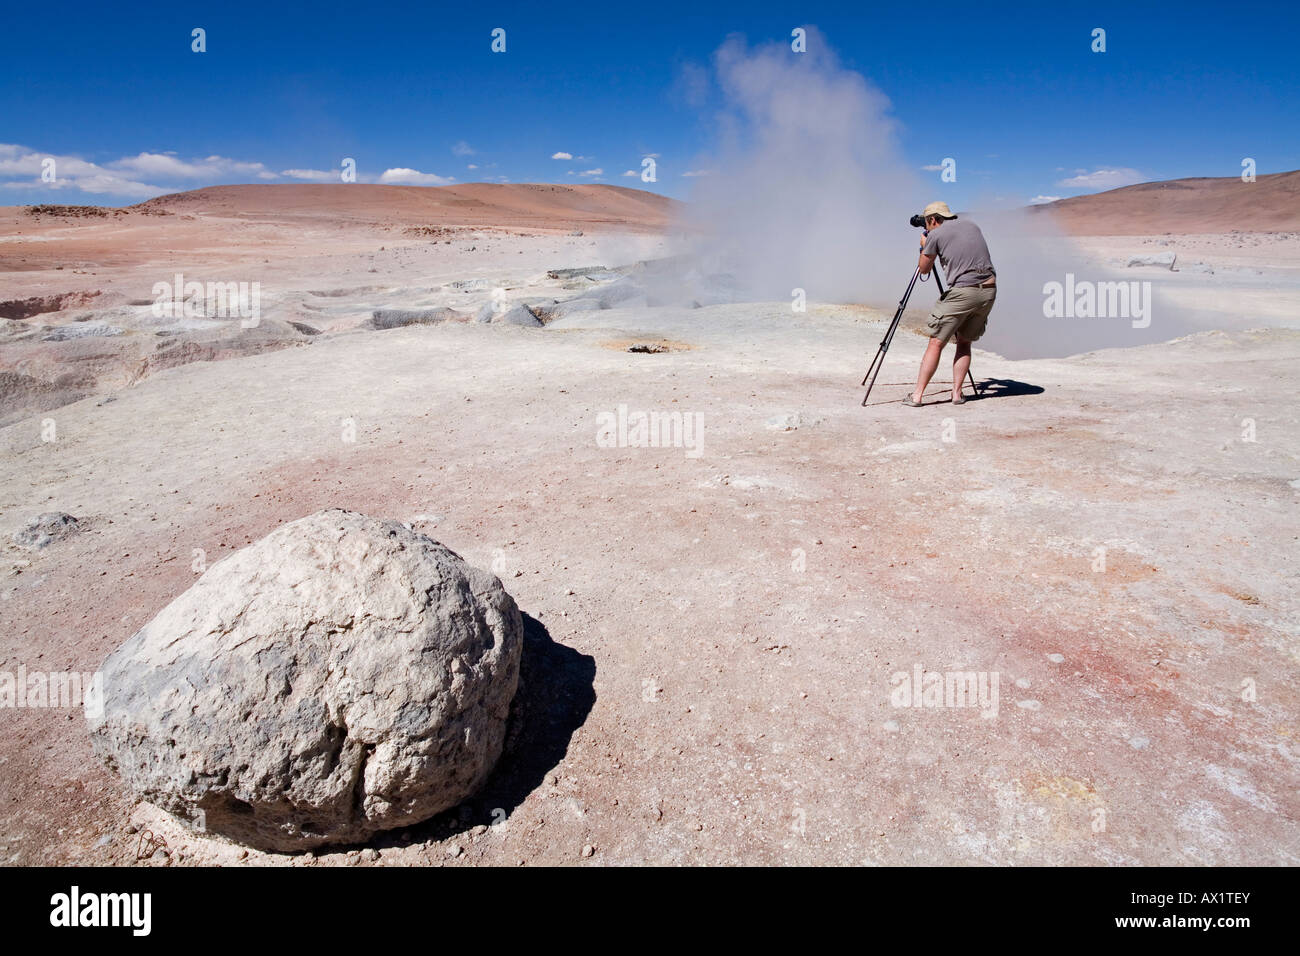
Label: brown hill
xmin=1029 ymin=169 xmax=1300 ymax=235
xmin=128 ymin=182 xmax=681 ymax=231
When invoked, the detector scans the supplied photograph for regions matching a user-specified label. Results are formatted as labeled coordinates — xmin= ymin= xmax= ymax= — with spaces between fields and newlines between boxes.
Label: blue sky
xmin=2 ymin=0 xmax=1296 ymax=206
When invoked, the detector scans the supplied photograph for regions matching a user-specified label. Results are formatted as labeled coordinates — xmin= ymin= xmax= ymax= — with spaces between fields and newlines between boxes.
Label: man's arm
xmin=918 ymin=231 xmax=937 ymax=275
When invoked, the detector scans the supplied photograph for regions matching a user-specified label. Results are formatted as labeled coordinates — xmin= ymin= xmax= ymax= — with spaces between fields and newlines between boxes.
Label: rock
xmin=287 ymin=321 xmax=321 ymax=336
xmin=546 ymin=266 xmax=616 ymax=281
xmin=88 ymin=509 xmax=524 ymax=852
xmin=536 ymin=298 xmax=602 ymax=322
xmin=448 ymin=278 xmax=493 ymax=292
xmin=474 ymin=302 xmax=498 ymax=324
xmin=1125 ymin=252 xmax=1177 ymax=270
xmin=366 ymin=308 xmax=464 ymax=330
xmin=627 ymin=343 xmax=668 ymax=354
xmin=765 ymin=413 xmax=822 ymax=431
xmin=40 ymin=322 xmax=124 ymax=342
xmin=0 ymin=319 xmax=35 ymax=342
xmin=493 ymin=303 xmax=542 ymax=328
xmin=13 ymin=512 xmax=80 ymax=549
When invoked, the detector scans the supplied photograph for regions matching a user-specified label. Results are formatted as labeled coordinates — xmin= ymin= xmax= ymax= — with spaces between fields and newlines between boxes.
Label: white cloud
xmin=577 ymin=168 xmax=603 ymax=177
xmin=112 ymin=152 xmax=276 ymax=180
xmin=378 ymin=167 xmax=456 ymax=186
xmin=3 ymin=175 xmax=166 ymax=199
xmin=0 ymin=144 xmax=173 ymax=198
xmin=920 ymin=164 xmax=943 ymax=171
xmin=466 ymin=163 xmax=478 ymax=170
xmin=682 ymin=169 xmax=711 ymax=178
xmin=281 ymin=168 xmax=336 ymax=182
xmin=1057 ymin=167 xmax=1144 ymax=189
xmin=551 ymin=151 xmax=573 ymax=160
xmin=0 ymin=143 xmax=296 ymax=201
xmin=451 ymin=141 xmax=475 ymax=157
xmin=1028 ymin=195 xmax=1062 ymax=205
xmin=622 ymin=170 xmax=638 ymax=177
xmin=1 ymin=142 xmax=466 ymax=199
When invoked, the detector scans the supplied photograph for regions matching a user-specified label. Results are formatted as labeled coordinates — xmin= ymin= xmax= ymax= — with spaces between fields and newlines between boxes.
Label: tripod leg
xmin=861 ymin=311 xmax=903 ymax=404
xmin=860 ymin=268 xmax=921 ymax=404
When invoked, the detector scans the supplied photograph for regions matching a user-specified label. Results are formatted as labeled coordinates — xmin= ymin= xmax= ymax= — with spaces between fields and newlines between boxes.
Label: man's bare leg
xmin=910 ymin=337 xmax=944 ymax=404
xmin=952 ymin=338 xmax=972 ymax=402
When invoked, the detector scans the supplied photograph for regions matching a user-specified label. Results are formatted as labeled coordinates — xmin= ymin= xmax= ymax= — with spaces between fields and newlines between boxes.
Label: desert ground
xmin=1 ymin=183 xmax=1297 ymax=865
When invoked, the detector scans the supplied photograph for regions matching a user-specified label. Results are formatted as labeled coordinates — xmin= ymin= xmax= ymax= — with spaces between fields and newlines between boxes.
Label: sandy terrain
xmin=1068 ymin=232 xmax=1300 ymax=328
xmin=1 ymin=183 xmax=1297 ymax=866
xmin=1033 ymin=170 xmax=1300 ymax=235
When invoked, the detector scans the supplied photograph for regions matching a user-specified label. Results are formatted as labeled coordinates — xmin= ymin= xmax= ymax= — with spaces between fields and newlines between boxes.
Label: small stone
xmin=1046 ymin=653 xmax=1065 ymax=664
xmin=12 ymin=513 xmax=80 ymax=549
xmin=581 ymin=844 xmax=595 ymax=858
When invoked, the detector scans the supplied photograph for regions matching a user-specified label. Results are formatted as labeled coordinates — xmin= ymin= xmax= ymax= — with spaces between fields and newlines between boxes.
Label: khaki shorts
xmin=926 ymin=285 xmax=995 ymax=345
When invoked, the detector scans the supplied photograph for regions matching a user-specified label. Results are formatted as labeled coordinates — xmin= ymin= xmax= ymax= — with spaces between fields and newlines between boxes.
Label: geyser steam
xmin=679 ymin=31 xmax=1201 ymax=360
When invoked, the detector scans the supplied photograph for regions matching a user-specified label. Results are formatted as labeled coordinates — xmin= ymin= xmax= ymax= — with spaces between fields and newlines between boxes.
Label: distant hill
xmin=1028 ymin=170 xmax=1300 ymax=235
xmin=128 ymin=182 xmax=681 ymax=231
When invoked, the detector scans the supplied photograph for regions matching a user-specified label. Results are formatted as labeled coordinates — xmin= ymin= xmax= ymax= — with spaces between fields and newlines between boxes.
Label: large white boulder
xmin=88 ymin=509 xmax=523 ymax=851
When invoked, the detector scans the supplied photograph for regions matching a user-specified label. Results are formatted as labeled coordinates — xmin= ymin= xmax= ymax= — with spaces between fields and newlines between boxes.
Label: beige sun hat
xmin=923 ymin=200 xmax=957 ymax=220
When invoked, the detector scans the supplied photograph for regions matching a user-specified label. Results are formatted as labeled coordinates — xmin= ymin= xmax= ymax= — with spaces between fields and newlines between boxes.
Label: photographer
xmin=904 ymin=201 xmax=997 ymax=407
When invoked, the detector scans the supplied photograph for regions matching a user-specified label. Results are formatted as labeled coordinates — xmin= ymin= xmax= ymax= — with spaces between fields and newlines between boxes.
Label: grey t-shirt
xmin=922 ymin=218 xmax=995 ymax=288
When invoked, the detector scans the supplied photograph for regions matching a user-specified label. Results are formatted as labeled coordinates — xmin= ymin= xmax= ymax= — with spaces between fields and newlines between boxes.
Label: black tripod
xmin=860 ymin=264 xmax=980 ymax=406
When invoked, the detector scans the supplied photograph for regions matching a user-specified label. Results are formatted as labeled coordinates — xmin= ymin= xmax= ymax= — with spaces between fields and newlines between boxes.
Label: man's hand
xmin=918 ymin=228 xmax=934 ymax=274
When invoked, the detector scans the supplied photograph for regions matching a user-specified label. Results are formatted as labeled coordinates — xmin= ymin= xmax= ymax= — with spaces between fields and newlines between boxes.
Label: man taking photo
xmin=904 ymin=201 xmax=997 ymax=407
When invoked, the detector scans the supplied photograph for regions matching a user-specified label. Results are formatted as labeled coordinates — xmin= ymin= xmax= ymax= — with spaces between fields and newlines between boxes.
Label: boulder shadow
xmin=479 ymin=612 xmax=597 ymax=815
xmin=383 ymin=611 xmax=596 ymax=848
